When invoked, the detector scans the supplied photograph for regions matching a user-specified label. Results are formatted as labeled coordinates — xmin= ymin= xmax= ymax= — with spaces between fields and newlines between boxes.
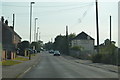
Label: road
xmin=20 ymin=51 xmax=118 ymax=78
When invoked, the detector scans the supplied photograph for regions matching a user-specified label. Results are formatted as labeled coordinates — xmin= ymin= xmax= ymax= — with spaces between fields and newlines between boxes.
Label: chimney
xmin=5 ymin=20 xmax=8 ymax=25
xmin=1 ymin=16 xmax=4 ymax=23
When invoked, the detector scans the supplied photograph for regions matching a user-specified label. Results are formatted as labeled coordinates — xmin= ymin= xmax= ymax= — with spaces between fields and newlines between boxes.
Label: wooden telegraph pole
xmin=96 ymin=0 xmax=100 ymax=54
xmin=66 ymin=25 xmax=69 ymax=55
xmin=110 ymin=15 xmax=112 ymax=43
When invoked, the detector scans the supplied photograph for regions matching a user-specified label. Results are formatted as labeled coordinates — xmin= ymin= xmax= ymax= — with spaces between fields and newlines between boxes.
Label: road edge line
xmin=16 ymin=55 xmax=41 ymax=78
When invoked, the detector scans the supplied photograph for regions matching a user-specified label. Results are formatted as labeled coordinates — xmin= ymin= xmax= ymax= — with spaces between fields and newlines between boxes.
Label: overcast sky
xmin=1 ymin=0 xmax=119 ymax=47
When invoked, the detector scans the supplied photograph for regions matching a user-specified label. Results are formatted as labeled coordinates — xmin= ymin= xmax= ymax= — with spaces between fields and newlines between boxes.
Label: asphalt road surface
xmin=21 ymin=51 xmax=118 ymax=78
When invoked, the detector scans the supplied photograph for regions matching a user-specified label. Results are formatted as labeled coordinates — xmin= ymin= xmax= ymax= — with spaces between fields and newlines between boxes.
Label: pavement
xmin=2 ymin=52 xmax=119 ymax=78
xmin=2 ymin=53 xmax=41 ymax=78
xmin=62 ymin=54 xmax=118 ymax=73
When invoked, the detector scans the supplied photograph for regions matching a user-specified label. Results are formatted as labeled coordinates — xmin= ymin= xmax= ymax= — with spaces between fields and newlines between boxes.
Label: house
xmin=71 ymin=31 xmax=94 ymax=53
xmin=1 ymin=17 xmax=22 ymax=60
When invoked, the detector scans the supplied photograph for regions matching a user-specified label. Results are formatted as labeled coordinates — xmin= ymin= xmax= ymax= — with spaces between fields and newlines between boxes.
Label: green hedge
xmin=92 ymin=52 xmax=117 ymax=65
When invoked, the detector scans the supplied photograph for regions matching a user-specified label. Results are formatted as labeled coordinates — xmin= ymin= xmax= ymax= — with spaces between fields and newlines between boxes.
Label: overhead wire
xmin=70 ymin=2 xmax=94 ymax=28
xmin=2 ymin=2 xmax=93 ymax=8
xmin=2 ymin=2 xmax=95 ymax=42
xmin=9 ymin=2 xmax=94 ymax=16
xmin=2 ymin=2 xmax=95 ymax=28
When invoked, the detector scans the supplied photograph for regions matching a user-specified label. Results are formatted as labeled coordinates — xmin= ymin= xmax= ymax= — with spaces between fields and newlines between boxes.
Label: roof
xmin=2 ymin=22 xmax=22 ymax=39
xmin=72 ymin=31 xmax=94 ymax=40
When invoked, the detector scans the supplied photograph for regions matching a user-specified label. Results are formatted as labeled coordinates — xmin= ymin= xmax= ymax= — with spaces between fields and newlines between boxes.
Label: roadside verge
xmin=2 ymin=53 xmax=41 ymax=78
xmin=61 ymin=54 xmax=118 ymax=73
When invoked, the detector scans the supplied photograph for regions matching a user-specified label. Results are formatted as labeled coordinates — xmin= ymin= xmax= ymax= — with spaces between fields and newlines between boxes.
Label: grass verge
xmin=26 ymin=54 xmax=36 ymax=57
xmin=2 ymin=60 xmax=21 ymax=66
xmin=15 ymin=57 xmax=29 ymax=61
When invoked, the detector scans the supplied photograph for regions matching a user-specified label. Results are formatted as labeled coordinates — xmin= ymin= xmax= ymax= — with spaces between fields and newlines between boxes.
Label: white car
xmin=53 ymin=51 xmax=60 ymax=56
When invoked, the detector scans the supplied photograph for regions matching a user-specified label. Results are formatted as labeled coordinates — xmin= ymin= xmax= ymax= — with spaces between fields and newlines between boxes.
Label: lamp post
xmin=30 ymin=2 xmax=35 ymax=43
xmin=29 ymin=2 xmax=35 ymax=60
xmin=34 ymin=18 xmax=38 ymax=42
xmin=36 ymin=27 xmax=39 ymax=42
xmin=39 ymin=32 xmax=41 ymax=41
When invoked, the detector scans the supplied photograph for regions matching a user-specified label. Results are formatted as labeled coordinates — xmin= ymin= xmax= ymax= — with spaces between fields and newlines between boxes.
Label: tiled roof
xmin=2 ymin=22 xmax=22 ymax=39
xmin=73 ymin=31 xmax=94 ymax=40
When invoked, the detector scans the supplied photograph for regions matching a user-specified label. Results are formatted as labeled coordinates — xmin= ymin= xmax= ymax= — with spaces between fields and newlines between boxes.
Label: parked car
xmin=53 ymin=50 xmax=60 ymax=56
xmin=49 ymin=50 xmax=54 ymax=54
xmin=29 ymin=49 xmax=34 ymax=54
xmin=25 ymin=48 xmax=34 ymax=54
xmin=33 ymin=50 xmax=37 ymax=54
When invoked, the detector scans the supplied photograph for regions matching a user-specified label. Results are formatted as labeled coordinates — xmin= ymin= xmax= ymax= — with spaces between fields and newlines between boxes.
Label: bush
xmin=101 ymin=53 xmax=111 ymax=64
xmin=91 ymin=52 xmax=117 ymax=65
xmin=71 ymin=46 xmax=84 ymax=51
xmin=91 ymin=41 xmax=118 ymax=65
xmin=92 ymin=53 xmax=102 ymax=63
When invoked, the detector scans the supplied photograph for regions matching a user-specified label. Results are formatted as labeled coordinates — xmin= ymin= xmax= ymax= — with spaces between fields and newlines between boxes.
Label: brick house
xmin=1 ymin=19 xmax=22 ymax=60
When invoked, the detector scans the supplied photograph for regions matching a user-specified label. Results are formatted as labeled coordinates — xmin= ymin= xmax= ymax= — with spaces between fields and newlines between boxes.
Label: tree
xmin=31 ymin=40 xmax=43 ymax=52
xmin=68 ymin=33 xmax=76 ymax=47
xmin=92 ymin=39 xmax=117 ymax=65
xmin=104 ymin=39 xmax=110 ymax=45
xmin=51 ymin=33 xmax=76 ymax=54
xmin=44 ymin=41 xmax=53 ymax=50
xmin=53 ymin=35 xmax=67 ymax=54
xmin=37 ymin=40 xmax=43 ymax=51
xmin=68 ymin=33 xmax=76 ymax=41
xmin=30 ymin=42 xmax=38 ymax=49
xmin=17 ymin=41 xmax=30 ymax=56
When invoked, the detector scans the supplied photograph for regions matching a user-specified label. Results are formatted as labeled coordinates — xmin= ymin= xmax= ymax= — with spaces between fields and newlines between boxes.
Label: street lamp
xmin=36 ymin=27 xmax=39 ymax=42
xmin=39 ymin=32 xmax=41 ymax=41
xmin=30 ymin=2 xmax=35 ymax=43
xmin=34 ymin=18 xmax=38 ymax=42
xmin=29 ymin=2 xmax=35 ymax=60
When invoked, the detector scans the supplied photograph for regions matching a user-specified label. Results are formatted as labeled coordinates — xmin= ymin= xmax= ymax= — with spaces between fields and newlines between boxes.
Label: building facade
xmin=2 ymin=20 xmax=22 ymax=60
xmin=71 ymin=31 xmax=94 ymax=53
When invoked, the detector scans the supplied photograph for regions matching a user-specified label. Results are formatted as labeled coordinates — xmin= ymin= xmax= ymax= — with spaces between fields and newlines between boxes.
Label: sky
xmin=1 ymin=0 xmax=119 ymax=47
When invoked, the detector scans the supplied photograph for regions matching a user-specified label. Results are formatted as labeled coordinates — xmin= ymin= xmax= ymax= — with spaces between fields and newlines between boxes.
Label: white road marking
xmin=23 ymin=67 xmax=32 ymax=74
xmin=33 ymin=65 xmax=36 ymax=67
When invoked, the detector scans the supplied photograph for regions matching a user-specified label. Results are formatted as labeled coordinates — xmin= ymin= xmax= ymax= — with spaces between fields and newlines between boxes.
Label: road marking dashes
xmin=23 ymin=67 xmax=32 ymax=74
xmin=33 ymin=65 xmax=36 ymax=67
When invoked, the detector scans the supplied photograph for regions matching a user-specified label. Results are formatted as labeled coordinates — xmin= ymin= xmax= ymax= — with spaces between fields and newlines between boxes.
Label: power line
xmin=78 ymin=2 xmax=94 ymax=23
xmin=2 ymin=2 xmax=93 ymax=8
xmin=49 ymin=3 xmax=94 ymax=12
xmin=4 ymin=3 xmax=94 ymax=16
xmin=33 ymin=3 xmax=94 ymax=16
xmin=70 ymin=2 xmax=94 ymax=27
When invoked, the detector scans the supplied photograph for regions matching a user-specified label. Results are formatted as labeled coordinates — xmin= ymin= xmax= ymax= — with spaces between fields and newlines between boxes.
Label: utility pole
xmin=13 ymin=14 xmax=15 ymax=30
xmin=95 ymin=0 xmax=99 ymax=54
xmin=110 ymin=15 xmax=111 ymax=43
xmin=66 ymin=25 xmax=69 ymax=55
xmin=34 ymin=18 xmax=38 ymax=42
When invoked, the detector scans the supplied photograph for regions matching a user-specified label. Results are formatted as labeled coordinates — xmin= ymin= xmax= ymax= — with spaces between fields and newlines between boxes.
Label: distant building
xmin=71 ymin=31 xmax=94 ymax=53
xmin=1 ymin=18 xmax=22 ymax=60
